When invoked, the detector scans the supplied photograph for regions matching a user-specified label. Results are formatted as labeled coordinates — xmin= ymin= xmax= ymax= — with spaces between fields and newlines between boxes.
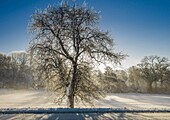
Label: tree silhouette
xmin=29 ymin=1 xmax=126 ymax=108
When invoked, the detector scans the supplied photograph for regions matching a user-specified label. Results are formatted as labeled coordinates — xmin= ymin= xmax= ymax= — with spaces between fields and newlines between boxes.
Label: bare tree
xmin=0 ymin=53 xmax=11 ymax=88
xmin=29 ymin=1 xmax=126 ymax=108
xmin=10 ymin=51 xmax=33 ymax=89
xmin=10 ymin=51 xmax=29 ymax=70
xmin=0 ymin=51 xmax=33 ymax=89
xmin=115 ymin=70 xmax=128 ymax=81
xmin=138 ymin=56 xmax=170 ymax=92
xmin=127 ymin=66 xmax=145 ymax=92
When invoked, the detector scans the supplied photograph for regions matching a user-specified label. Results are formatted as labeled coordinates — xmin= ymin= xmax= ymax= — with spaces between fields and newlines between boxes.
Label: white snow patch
xmin=0 ymin=89 xmax=170 ymax=119
xmin=0 ymin=89 xmax=170 ymax=110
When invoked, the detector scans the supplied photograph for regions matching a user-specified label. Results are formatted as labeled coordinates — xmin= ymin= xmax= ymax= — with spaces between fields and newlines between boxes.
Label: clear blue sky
xmin=0 ymin=0 xmax=170 ymax=69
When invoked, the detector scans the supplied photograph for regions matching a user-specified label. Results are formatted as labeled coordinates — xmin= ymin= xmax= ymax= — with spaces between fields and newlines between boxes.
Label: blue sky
xmin=0 ymin=0 xmax=170 ymax=69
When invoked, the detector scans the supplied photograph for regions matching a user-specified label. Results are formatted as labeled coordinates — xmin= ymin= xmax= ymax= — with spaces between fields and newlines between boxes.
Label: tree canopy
xmin=137 ymin=56 xmax=170 ymax=92
xmin=28 ymin=1 xmax=126 ymax=108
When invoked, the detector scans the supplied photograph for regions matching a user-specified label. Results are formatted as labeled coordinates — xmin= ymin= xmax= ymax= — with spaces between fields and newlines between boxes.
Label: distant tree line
xmin=128 ymin=56 xmax=170 ymax=93
xmin=97 ymin=55 xmax=170 ymax=94
xmin=0 ymin=52 xmax=33 ymax=89
xmin=1 ymin=51 xmax=170 ymax=94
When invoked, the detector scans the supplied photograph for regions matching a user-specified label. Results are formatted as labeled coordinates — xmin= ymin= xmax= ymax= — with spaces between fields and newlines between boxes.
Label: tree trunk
xmin=147 ymin=81 xmax=153 ymax=92
xmin=66 ymin=63 xmax=77 ymax=108
xmin=160 ymin=81 xmax=164 ymax=92
xmin=154 ymin=81 xmax=158 ymax=92
xmin=66 ymin=85 xmax=74 ymax=108
xmin=160 ymin=81 xmax=163 ymax=89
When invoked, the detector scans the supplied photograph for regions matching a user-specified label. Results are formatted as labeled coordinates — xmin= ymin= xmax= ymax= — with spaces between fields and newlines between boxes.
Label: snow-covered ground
xmin=0 ymin=89 xmax=170 ymax=119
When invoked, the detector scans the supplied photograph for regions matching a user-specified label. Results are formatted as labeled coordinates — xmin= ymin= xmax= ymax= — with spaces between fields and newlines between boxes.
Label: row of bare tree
xmin=98 ymin=56 xmax=170 ymax=94
xmin=0 ymin=52 xmax=170 ymax=105
xmin=128 ymin=56 xmax=170 ymax=93
xmin=0 ymin=52 xmax=33 ymax=89
xmin=1 ymin=52 xmax=169 ymax=93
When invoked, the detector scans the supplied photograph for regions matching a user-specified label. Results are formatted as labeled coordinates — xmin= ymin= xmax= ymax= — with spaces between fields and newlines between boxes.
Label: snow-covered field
xmin=0 ymin=89 xmax=170 ymax=119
